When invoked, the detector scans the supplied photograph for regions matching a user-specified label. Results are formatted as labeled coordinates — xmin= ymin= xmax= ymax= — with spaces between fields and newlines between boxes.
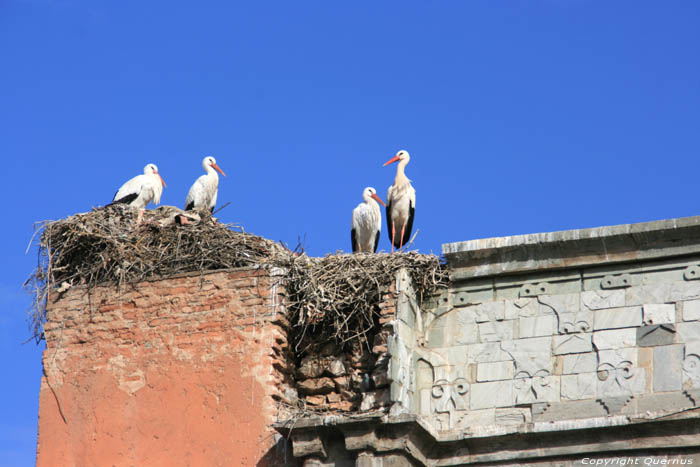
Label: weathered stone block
xmin=454 ymin=311 xmax=478 ymax=345
xmin=457 ymin=408 xmax=495 ymax=428
xmin=653 ymin=345 xmax=684 ymax=392
xmin=431 ymin=346 xmax=469 ymax=365
xmin=476 ymin=361 xmax=514 ymax=382
xmin=581 ymin=290 xmax=625 ymax=311
xmin=531 ymin=399 xmax=607 ymax=422
xmin=677 ymin=322 xmax=700 ymax=343
xmin=561 ymin=373 xmax=597 ymax=400
xmin=626 ymin=283 xmax=673 ymax=306
xmin=684 ymin=299 xmax=700 ymax=322
xmin=637 ymin=392 xmax=694 ymax=414
xmin=504 ymin=298 xmax=538 ymax=319
xmin=642 ymin=303 xmax=676 ymax=325
xmin=592 ymin=328 xmax=637 ymax=350
xmin=593 ymin=306 xmax=642 ymax=330
xmin=470 ymin=380 xmax=514 ymax=409
xmin=670 ymin=281 xmax=700 ymax=302
xmin=495 ymin=407 xmax=531 ymax=425
xmin=469 ymin=343 xmax=512 ymax=363
xmin=478 ymin=320 xmax=515 ymax=342
xmin=519 ymin=315 xmax=555 ymax=338
xmin=637 ymin=324 xmax=676 ymax=347
xmin=474 ymin=301 xmax=505 ymax=323
xmin=562 ymin=352 xmax=597 ymax=374
xmin=553 ymin=333 xmax=592 ymax=355
xmin=427 ymin=325 xmax=447 ymax=348
xmin=539 ymin=293 xmax=580 ymax=316
xmin=501 ymin=337 xmax=553 ymax=373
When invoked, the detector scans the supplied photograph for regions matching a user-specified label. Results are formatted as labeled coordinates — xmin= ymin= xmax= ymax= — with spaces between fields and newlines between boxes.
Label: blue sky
xmin=2 ymin=1 xmax=699 ymax=464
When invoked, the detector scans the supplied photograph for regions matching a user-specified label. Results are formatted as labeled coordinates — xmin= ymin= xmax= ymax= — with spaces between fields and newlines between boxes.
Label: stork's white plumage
xmin=351 ymin=187 xmax=385 ymax=253
xmin=185 ymin=156 xmax=226 ymax=213
xmin=112 ymin=163 xmax=166 ymax=209
xmin=384 ymin=150 xmax=415 ymax=251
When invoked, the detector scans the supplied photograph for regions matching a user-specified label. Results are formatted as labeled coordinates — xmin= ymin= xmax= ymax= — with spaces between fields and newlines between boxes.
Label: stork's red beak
xmin=371 ymin=193 xmax=386 ymax=207
xmin=158 ymin=174 xmax=167 ymax=187
xmin=211 ymin=163 xmax=226 ymax=176
xmin=383 ymin=155 xmax=401 ymax=167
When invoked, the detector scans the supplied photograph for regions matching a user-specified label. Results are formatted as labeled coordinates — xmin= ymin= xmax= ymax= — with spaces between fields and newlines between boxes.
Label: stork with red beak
xmin=111 ymin=163 xmax=166 ymax=223
xmin=351 ymin=187 xmax=386 ymax=253
xmin=384 ymin=150 xmax=415 ymax=251
xmin=185 ymin=156 xmax=226 ymax=213
xmin=112 ymin=163 xmax=166 ymax=208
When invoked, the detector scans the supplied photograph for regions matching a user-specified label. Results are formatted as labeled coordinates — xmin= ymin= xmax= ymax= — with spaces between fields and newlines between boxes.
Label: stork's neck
xmin=394 ymin=159 xmax=410 ymax=187
xmin=204 ymin=165 xmax=219 ymax=179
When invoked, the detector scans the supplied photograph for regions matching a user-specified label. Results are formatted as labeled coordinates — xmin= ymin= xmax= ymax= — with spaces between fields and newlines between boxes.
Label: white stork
xmin=351 ymin=187 xmax=385 ymax=253
xmin=384 ymin=150 xmax=415 ymax=251
xmin=185 ymin=156 xmax=226 ymax=213
xmin=111 ymin=163 xmax=166 ymax=211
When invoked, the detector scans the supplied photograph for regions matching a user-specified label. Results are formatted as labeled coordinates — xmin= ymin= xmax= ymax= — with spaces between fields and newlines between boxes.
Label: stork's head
xmin=203 ymin=156 xmax=226 ymax=176
xmin=363 ymin=186 xmax=386 ymax=206
xmin=144 ymin=163 xmax=166 ymax=187
xmin=383 ymin=149 xmax=410 ymax=166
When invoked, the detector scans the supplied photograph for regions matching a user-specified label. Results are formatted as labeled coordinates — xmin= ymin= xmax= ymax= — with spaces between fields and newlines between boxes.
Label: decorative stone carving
xmin=600 ymin=274 xmax=632 ymax=289
xmin=539 ymin=294 xmax=588 ymax=334
xmin=596 ymin=351 xmax=640 ymax=397
xmin=684 ymin=265 xmax=700 ymax=281
xmin=683 ymin=353 xmax=700 ymax=388
xmin=596 ymin=395 xmax=634 ymax=415
xmin=432 ymin=376 xmax=468 ymax=429
xmin=513 ymin=369 xmax=556 ymax=404
xmin=519 ymin=282 xmax=550 ymax=297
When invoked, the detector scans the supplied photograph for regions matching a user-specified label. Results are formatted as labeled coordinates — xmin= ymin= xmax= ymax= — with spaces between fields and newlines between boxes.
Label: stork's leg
xmin=399 ymin=221 xmax=407 ymax=250
xmin=137 ymin=208 xmax=144 ymax=224
xmin=391 ymin=223 xmax=396 ymax=253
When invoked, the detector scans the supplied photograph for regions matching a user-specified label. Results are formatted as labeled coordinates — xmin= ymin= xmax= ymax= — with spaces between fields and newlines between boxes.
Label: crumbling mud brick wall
xmin=293 ymin=285 xmax=397 ymax=413
xmin=37 ymin=267 xmax=295 ymax=467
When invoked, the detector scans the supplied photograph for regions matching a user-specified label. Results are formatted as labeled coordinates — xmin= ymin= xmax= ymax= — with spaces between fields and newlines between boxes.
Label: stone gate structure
xmin=280 ymin=217 xmax=700 ymax=465
xmin=37 ymin=216 xmax=700 ymax=465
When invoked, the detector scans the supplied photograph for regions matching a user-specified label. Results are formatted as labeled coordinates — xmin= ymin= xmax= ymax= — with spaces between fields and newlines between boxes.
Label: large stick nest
xmin=279 ymin=252 xmax=447 ymax=355
xmin=26 ymin=205 xmax=448 ymax=351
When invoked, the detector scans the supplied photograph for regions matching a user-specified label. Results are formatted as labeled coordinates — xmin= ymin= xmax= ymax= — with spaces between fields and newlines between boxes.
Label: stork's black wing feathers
xmin=351 ymin=228 xmax=359 ymax=253
xmin=185 ymin=201 xmax=195 ymax=211
xmin=401 ymin=201 xmax=415 ymax=248
xmin=373 ymin=230 xmax=380 ymax=253
xmin=111 ymin=192 xmax=138 ymax=206
xmin=385 ymin=201 xmax=393 ymax=244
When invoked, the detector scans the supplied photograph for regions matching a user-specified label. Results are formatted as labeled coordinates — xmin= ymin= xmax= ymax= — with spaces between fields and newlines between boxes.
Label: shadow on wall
xmin=256 ymin=436 xmax=299 ymax=467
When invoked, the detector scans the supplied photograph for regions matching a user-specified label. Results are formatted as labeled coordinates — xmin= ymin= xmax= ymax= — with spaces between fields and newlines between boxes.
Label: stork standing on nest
xmin=384 ymin=150 xmax=415 ymax=251
xmin=185 ymin=156 xmax=226 ymax=213
xmin=351 ymin=187 xmax=385 ymax=253
xmin=111 ymin=163 xmax=166 ymax=222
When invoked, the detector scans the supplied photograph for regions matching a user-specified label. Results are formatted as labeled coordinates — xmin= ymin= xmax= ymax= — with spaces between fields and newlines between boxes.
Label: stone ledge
xmin=443 ymin=216 xmax=700 ymax=279
xmin=278 ymin=410 xmax=700 ymax=465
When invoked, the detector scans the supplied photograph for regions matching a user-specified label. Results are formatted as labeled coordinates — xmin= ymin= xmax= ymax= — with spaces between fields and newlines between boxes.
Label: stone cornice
xmin=443 ymin=216 xmax=700 ymax=279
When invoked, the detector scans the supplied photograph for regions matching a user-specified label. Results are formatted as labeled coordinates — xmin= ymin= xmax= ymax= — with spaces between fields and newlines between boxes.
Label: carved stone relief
xmin=514 ymin=369 xmax=556 ymax=404
xmin=596 ymin=349 xmax=642 ymax=398
xmin=431 ymin=370 xmax=469 ymax=429
xmin=683 ymin=353 xmax=700 ymax=388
